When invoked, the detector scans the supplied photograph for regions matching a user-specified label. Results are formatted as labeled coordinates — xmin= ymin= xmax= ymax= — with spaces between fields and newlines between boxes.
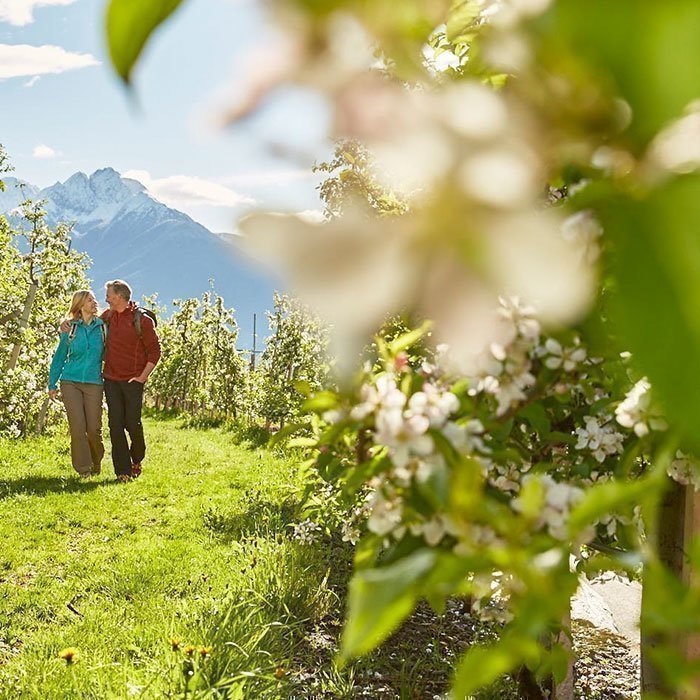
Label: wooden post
xmin=683 ymin=488 xmax=700 ymax=664
xmin=641 ymin=480 xmax=690 ymax=693
xmin=250 ymin=313 xmax=257 ymax=371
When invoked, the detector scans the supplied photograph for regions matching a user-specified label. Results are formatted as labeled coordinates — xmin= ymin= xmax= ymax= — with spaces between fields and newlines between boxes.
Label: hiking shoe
xmin=131 ymin=462 xmax=142 ymax=479
xmin=116 ymin=474 xmax=132 ymax=483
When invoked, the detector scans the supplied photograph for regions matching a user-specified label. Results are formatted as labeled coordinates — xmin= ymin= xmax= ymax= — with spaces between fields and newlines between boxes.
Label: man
xmin=101 ymin=280 xmax=161 ymax=481
xmin=61 ymin=279 xmax=161 ymax=481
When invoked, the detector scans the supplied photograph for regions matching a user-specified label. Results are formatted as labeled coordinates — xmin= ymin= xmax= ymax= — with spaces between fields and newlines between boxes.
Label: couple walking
xmin=48 ymin=280 xmax=161 ymax=482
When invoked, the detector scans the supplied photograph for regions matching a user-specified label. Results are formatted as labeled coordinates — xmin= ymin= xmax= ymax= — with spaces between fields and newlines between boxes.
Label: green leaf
xmin=106 ymin=0 xmax=186 ymax=84
xmin=343 ymin=453 xmax=390 ymax=495
xmin=286 ymin=437 xmax=317 ymax=448
xmin=606 ymin=176 xmax=700 ymax=452
xmin=642 ymin=559 xmax=700 ymax=633
xmin=519 ymin=403 xmax=551 ymax=437
xmin=514 ymin=475 xmax=545 ymax=520
xmin=415 ymin=457 xmax=450 ymax=509
xmin=449 ymin=455 xmax=484 ymax=517
xmin=302 ymin=391 xmax=339 ymax=413
xmin=387 ymin=320 xmax=432 ymax=355
xmin=546 ymin=1 xmax=700 ymax=146
xmin=446 ymin=0 xmax=481 ymax=43
xmin=267 ymin=423 xmax=305 ymax=447
xmin=568 ymin=472 xmax=662 ymax=535
xmin=341 ymin=549 xmax=436 ymax=660
xmin=453 ymin=634 xmax=540 ymax=696
xmin=294 ymin=380 xmax=314 ymax=397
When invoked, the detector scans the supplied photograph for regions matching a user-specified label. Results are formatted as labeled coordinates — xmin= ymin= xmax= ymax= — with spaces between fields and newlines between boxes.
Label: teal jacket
xmin=48 ymin=318 xmax=106 ymax=390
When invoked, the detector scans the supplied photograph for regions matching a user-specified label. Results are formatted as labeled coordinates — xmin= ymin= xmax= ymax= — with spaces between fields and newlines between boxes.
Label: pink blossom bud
xmin=394 ymin=352 xmax=409 ymax=372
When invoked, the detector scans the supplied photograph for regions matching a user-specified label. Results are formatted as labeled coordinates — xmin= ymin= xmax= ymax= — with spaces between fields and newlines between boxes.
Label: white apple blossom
xmin=615 ymin=377 xmax=668 ymax=437
xmin=484 ymin=367 xmax=537 ymax=417
xmin=443 ymin=419 xmax=486 ymax=453
xmin=374 ymin=407 xmax=434 ymax=468
xmin=341 ymin=520 xmax=362 ymax=545
xmin=667 ymin=451 xmax=700 ymax=491
xmin=488 ymin=461 xmax=529 ymax=493
xmin=351 ymin=374 xmax=406 ymax=421
xmin=367 ymin=488 xmax=404 ymax=536
xmin=407 ymin=383 xmax=459 ymax=427
xmin=544 ymin=338 xmax=587 ymax=372
xmin=497 ymin=295 xmax=541 ymax=344
xmin=415 ymin=454 xmax=447 ymax=483
xmin=513 ymin=474 xmax=586 ymax=540
xmin=575 ymin=415 xmax=625 ymax=463
xmin=292 ymin=519 xmax=322 ymax=544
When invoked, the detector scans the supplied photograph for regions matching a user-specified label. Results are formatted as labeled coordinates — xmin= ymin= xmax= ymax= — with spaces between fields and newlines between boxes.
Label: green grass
xmin=0 ymin=416 xmax=513 ymax=699
xmin=0 ymin=417 xmax=333 ymax=698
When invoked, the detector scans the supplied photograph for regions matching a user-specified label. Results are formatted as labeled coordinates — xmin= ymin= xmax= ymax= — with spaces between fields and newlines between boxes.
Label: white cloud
xmin=0 ymin=44 xmax=99 ymax=80
xmin=33 ymin=143 xmax=58 ymax=159
xmin=0 ymin=0 xmax=78 ymax=26
xmin=24 ymin=75 xmax=40 ymax=87
xmin=124 ymin=169 xmax=257 ymax=209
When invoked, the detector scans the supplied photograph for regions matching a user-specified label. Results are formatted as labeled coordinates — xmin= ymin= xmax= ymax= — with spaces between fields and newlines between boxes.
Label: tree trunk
xmin=516 ymin=666 xmax=547 ymax=699
xmin=553 ymin=608 xmax=574 ymax=700
xmin=35 ymin=396 xmax=51 ymax=434
xmin=5 ymin=282 xmax=38 ymax=372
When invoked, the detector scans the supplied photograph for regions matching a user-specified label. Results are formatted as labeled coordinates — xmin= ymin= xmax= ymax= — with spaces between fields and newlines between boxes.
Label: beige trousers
xmin=60 ymin=381 xmax=105 ymax=475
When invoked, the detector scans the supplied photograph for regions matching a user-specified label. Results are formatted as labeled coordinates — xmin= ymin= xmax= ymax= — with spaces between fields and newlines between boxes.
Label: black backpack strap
xmin=133 ymin=307 xmax=157 ymax=339
xmin=133 ymin=308 xmax=143 ymax=339
xmin=66 ymin=322 xmax=78 ymax=361
xmin=100 ymin=323 xmax=108 ymax=358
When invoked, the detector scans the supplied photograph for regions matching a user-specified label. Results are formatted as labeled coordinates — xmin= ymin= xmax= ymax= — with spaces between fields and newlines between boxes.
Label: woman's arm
xmin=48 ymin=333 xmax=69 ymax=391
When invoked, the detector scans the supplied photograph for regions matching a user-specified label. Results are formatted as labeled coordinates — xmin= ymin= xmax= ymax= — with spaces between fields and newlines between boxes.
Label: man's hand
xmin=48 ymin=389 xmax=58 ymax=401
xmin=129 ymin=362 xmax=155 ymax=385
xmin=59 ymin=319 xmax=70 ymax=333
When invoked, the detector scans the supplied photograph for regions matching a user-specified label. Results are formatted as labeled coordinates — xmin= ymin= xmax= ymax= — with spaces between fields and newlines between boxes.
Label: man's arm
xmin=129 ymin=316 xmax=161 ymax=383
xmin=129 ymin=361 xmax=156 ymax=384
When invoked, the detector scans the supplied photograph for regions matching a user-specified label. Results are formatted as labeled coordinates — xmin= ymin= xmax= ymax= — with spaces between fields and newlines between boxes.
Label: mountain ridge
xmin=0 ymin=168 xmax=277 ymax=342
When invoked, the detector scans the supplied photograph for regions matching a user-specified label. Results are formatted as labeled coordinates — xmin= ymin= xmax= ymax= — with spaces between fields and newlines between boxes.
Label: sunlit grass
xmin=0 ymin=416 xmax=509 ymax=699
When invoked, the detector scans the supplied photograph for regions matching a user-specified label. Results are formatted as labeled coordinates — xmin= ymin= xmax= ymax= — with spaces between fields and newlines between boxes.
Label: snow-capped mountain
xmin=1 ymin=168 xmax=277 ymax=343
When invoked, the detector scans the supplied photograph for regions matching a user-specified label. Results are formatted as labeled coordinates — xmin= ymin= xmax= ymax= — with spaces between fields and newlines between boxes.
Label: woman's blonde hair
xmin=67 ymin=290 xmax=95 ymax=320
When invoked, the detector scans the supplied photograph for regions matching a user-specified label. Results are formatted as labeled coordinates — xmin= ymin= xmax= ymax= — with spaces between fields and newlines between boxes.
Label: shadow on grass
xmin=0 ymin=475 xmax=105 ymax=499
xmin=202 ymin=498 xmax=297 ymax=542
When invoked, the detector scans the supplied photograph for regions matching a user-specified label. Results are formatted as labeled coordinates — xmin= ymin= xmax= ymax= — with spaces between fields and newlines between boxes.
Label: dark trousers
xmin=104 ymin=378 xmax=145 ymax=476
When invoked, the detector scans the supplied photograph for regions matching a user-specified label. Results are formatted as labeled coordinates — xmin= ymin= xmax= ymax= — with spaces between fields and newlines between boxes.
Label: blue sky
xmin=0 ymin=0 xmax=331 ymax=232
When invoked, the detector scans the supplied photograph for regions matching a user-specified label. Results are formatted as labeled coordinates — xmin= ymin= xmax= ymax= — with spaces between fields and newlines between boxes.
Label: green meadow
xmin=0 ymin=416 xmax=485 ymax=700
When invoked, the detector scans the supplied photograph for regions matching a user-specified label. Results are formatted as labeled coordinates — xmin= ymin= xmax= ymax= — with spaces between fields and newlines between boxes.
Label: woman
xmin=48 ymin=290 xmax=106 ymax=478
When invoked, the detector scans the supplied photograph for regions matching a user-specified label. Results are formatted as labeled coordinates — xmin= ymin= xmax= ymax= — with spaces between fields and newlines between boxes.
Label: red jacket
xmin=101 ymin=303 xmax=161 ymax=381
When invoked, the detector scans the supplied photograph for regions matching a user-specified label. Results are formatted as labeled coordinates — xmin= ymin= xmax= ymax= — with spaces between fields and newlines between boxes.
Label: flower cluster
xmin=667 ymin=451 xmax=700 ymax=491
xmin=575 ymin=415 xmax=625 ymax=463
xmin=615 ymin=377 xmax=668 ymax=437
xmin=292 ymin=519 xmax=323 ymax=545
xmin=513 ymin=474 xmax=586 ymax=541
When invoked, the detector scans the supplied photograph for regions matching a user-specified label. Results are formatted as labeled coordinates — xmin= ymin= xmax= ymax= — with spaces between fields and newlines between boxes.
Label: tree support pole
xmin=642 ymin=480 xmax=698 ymax=695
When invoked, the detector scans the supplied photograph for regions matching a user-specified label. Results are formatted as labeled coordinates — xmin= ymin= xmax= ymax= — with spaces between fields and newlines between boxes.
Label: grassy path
xmin=0 ymin=417 xmax=503 ymax=700
xmin=0 ymin=417 xmax=334 ymax=699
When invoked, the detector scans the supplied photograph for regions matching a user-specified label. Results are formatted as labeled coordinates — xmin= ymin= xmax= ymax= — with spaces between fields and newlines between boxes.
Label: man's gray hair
xmin=106 ymin=279 xmax=132 ymax=302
